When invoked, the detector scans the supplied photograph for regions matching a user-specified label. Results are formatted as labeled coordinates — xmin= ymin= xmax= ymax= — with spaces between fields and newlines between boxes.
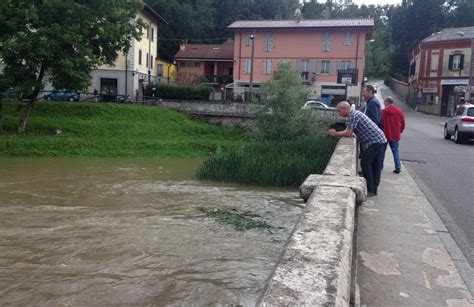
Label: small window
xmin=146 ymin=53 xmax=149 ymax=68
xmin=466 ymin=108 xmax=474 ymax=117
xmin=139 ymin=50 xmax=142 ymax=65
xmin=300 ymin=60 xmax=310 ymax=72
xmin=264 ymin=32 xmax=273 ymax=52
xmin=246 ymin=34 xmax=254 ymax=46
xmin=449 ymin=54 xmax=464 ymax=70
xmin=157 ymin=64 xmax=164 ymax=75
xmin=430 ymin=52 xmax=439 ymax=71
xmin=263 ymin=59 xmax=272 ymax=74
xmin=151 ymin=27 xmax=154 ymax=42
xmin=341 ymin=60 xmax=352 ymax=70
xmin=150 ymin=55 xmax=153 ymax=69
xmin=244 ymin=59 xmax=252 ymax=74
xmin=320 ymin=60 xmax=331 ymax=74
xmin=322 ymin=32 xmax=331 ymax=51
xmin=194 ymin=61 xmax=200 ymax=68
xmin=343 ymin=32 xmax=352 ymax=45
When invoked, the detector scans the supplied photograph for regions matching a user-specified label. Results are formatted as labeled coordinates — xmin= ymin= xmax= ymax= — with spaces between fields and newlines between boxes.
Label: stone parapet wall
xmin=259 ymin=137 xmax=365 ymax=306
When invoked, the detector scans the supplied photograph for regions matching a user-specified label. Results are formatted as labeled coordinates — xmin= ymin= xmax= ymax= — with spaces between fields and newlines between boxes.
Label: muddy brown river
xmin=0 ymin=158 xmax=303 ymax=306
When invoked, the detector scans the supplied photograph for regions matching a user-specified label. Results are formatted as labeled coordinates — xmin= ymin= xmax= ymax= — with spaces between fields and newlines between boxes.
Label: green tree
xmin=0 ymin=0 xmax=145 ymax=133
xmin=253 ymin=60 xmax=323 ymax=142
xmin=446 ymin=0 xmax=474 ymax=27
xmin=387 ymin=0 xmax=446 ymax=79
xmin=0 ymin=74 xmax=12 ymax=133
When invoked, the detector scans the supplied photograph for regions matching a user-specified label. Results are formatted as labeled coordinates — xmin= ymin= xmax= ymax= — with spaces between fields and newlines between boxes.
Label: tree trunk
xmin=17 ymin=98 xmax=35 ymax=133
xmin=0 ymin=97 xmax=4 ymax=133
xmin=17 ymin=63 xmax=46 ymax=134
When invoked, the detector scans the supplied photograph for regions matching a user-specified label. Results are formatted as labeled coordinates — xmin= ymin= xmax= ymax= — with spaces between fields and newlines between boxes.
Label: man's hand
xmin=328 ymin=129 xmax=338 ymax=137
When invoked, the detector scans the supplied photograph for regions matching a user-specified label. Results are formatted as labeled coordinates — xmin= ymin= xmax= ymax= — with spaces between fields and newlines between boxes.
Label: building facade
xmin=227 ymin=18 xmax=373 ymax=104
xmin=88 ymin=4 xmax=167 ymax=101
xmin=174 ymin=43 xmax=234 ymax=86
xmin=408 ymin=26 xmax=474 ymax=116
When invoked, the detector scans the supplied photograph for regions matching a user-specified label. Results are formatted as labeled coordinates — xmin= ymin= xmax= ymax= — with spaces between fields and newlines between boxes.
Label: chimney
xmin=180 ymin=40 xmax=186 ymax=51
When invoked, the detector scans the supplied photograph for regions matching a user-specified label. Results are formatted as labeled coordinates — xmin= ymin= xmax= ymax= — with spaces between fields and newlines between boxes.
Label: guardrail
xmin=258 ymin=137 xmax=366 ymax=306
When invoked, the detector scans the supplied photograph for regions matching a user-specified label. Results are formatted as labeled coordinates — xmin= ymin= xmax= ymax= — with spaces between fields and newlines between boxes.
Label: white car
xmin=444 ymin=104 xmax=474 ymax=143
xmin=302 ymin=100 xmax=333 ymax=110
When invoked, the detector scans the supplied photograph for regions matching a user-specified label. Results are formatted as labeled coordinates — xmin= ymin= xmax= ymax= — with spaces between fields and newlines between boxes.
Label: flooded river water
xmin=0 ymin=158 xmax=303 ymax=306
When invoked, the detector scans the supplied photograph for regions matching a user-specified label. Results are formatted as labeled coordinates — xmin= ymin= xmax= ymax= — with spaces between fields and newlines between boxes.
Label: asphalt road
xmin=374 ymin=81 xmax=474 ymax=267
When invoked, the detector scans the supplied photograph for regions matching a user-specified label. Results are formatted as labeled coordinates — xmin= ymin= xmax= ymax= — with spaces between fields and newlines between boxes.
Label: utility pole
xmin=249 ymin=30 xmax=255 ymax=103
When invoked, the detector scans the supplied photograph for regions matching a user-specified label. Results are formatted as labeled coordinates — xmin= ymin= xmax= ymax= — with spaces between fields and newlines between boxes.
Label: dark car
xmin=44 ymin=91 xmax=80 ymax=102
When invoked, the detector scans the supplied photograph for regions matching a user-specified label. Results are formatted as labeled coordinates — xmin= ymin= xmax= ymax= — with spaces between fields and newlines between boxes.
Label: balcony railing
xmin=202 ymin=75 xmax=233 ymax=85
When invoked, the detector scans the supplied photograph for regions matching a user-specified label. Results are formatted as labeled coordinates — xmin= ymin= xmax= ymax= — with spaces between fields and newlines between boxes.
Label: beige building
xmin=89 ymin=4 xmax=167 ymax=101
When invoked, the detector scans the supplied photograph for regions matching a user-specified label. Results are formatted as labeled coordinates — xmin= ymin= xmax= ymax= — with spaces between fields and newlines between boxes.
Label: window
xmin=320 ymin=60 xmax=331 ymax=74
xmin=244 ymin=59 xmax=252 ymax=74
xmin=409 ymin=62 xmax=416 ymax=76
xmin=449 ymin=54 xmax=464 ymax=70
xmin=322 ymin=32 xmax=331 ymax=51
xmin=246 ymin=33 xmax=254 ymax=46
xmin=150 ymin=55 xmax=153 ymax=69
xmin=157 ymin=64 xmax=164 ymax=76
xmin=100 ymin=78 xmax=118 ymax=95
xmin=300 ymin=60 xmax=310 ymax=72
xmin=341 ymin=60 xmax=352 ymax=70
xmin=151 ymin=27 xmax=154 ymax=42
xmin=264 ymin=32 xmax=273 ymax=51
xmin=139 ymin=50 xmax=142 ymax=65
xmin=179 ymin=61 xmax=201 ymax=68
xmin=146 ymin=53 xmax=149 ymax=68
xmin=343 ymin=32 xmax=352 ymax=45
xmin=263 ymin=59 xmax=272 ymax=74
xmin=430 ymin=52 xmax=439 ymax=71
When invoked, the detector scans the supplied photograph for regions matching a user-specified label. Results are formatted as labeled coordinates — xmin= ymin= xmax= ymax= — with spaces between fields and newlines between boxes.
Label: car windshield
xmin=466 ymin=108 xmax=474 ymax=117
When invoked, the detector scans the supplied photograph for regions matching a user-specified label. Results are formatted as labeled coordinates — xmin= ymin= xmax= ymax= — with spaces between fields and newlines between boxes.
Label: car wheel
xmin=46 ymin=96 xmax=52 ymax=101
xmin=444 ymin=125 xmax=451 ymax=139
xmin=454 ymin=127 xmax=463 ymax=144
xmin=69 ymin=97 xmax=74 ymax=102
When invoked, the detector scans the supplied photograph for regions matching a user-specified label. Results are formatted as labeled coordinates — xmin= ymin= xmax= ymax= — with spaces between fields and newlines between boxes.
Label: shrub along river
xmin=0 ymin=158 xmax=303 ymax=305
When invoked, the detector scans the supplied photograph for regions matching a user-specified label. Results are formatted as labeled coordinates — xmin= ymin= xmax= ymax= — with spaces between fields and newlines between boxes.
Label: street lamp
xmin=249 ymin=30 xmax=255 ymax=103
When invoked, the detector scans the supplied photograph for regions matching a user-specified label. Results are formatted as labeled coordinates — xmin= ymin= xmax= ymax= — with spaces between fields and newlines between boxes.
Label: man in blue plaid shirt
xmin=328 ymin=101 xmax=387 ymax=197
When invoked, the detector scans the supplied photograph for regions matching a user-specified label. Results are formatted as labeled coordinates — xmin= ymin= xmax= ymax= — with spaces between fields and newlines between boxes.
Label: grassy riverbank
xmin=196 ymin=136 xmax=337 ymax=187
xmin=0 ymin=99 xmax=248 ymax=157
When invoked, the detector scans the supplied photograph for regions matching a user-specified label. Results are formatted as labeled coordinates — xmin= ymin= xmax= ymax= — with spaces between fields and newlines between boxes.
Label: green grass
xmin=0 ymin=99 xmax=248 ymax=157
xmin=196 ymin=136 xmax=338 ymax=187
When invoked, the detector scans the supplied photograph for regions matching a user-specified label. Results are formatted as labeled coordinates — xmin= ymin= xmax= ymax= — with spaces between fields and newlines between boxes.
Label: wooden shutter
xmin=459 ymin=54 xmax=464 ymax=70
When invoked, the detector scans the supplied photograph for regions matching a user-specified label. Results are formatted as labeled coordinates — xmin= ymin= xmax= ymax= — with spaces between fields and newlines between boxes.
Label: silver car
xmin=301 ymin=100 xmax=334 ymax=110
xmin=444 ymin=104 xmax=474 ymax=143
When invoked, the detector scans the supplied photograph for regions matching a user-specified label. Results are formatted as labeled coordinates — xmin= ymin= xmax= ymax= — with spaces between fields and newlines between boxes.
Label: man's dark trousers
xmin=360 ymin=143 xmax=383 ymax=194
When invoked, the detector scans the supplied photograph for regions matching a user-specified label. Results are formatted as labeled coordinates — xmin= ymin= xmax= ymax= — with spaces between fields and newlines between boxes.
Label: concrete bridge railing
xmin=258 ymin=137 xmax=366 ymax=306
xmin=158 ymin=100 xmax=346 ymax=128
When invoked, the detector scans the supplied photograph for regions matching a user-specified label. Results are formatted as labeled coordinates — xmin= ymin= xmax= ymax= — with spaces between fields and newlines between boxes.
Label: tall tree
xmin=0 ymin=0 xmax=145 ymax=133
xmin=387 ymin=0 xmax=447 ymax=80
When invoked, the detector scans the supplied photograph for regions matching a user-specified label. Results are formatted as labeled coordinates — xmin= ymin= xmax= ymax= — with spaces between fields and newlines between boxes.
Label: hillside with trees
xmin=149 ymin=0 xmax=474 ymax=81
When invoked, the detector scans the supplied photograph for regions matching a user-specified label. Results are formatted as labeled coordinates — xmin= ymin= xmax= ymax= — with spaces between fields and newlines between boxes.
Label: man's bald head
xmin=336 ymin=101 xmax=351 ymax=117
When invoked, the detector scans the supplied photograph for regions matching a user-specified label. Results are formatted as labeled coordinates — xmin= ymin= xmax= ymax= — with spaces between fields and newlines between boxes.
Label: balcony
xmin=202 ymin=75 xmax=233 ymax=85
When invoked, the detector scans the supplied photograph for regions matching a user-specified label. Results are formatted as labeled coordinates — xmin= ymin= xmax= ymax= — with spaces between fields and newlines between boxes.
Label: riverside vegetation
xmin=196 ymin=61 xmax=337 ymax=187
xmin=0 ymin=99 xmax=247 ymax=157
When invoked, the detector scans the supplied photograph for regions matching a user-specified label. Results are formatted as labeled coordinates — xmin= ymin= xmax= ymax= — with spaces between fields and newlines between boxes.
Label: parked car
xmin=302 ymin=100 xmax=334 ymax=110
xmin=44 ymin=91 xmax=80 ymax=102
xmin=444 ymin=104 xmax=474 ymax=143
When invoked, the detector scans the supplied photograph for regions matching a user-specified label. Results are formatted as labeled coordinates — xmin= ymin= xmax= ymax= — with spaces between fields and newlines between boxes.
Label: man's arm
xmin=328 ymin=128 xmax=354 ymax=137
